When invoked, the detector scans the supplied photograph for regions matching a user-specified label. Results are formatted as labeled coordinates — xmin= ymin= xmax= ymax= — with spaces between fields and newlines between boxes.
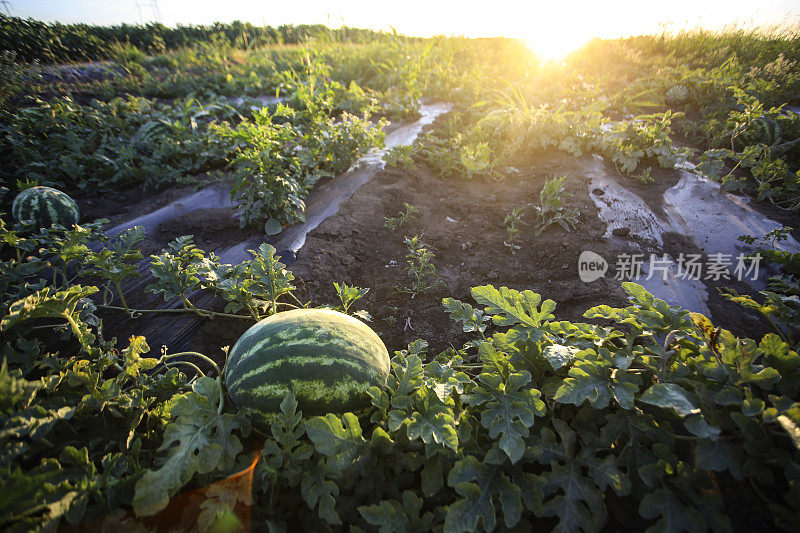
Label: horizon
xmin=7 ymin=1 xmax=800 ymax=59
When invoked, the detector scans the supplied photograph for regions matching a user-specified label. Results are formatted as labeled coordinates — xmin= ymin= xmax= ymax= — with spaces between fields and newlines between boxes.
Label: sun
xmin=523 ymin=27 xmax=592 ymax=62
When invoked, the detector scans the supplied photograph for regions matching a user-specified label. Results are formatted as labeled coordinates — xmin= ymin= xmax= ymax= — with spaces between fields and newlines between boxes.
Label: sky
xmin=8 ymin=1 xmax=800 ymax=59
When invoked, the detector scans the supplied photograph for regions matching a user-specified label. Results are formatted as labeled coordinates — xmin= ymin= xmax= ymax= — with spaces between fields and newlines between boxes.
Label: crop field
xmin=2 ymin=13 xmax=800 ymax=532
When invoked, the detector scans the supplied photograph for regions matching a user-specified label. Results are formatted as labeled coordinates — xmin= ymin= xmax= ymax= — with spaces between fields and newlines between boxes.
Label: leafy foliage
xmin=3 ymin=21 xmax=800 ymax=533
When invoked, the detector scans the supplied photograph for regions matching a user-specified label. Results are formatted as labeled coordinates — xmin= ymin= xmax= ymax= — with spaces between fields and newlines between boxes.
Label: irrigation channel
xmin=103 ymin=102 xmax=800 ymax=354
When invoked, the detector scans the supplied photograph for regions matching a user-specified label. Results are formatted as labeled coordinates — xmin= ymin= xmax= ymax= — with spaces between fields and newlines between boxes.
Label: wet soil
xmin=285 ymin=153 xmax=631 ymax=354
xmin=97 ymin=115 xmax=777 ymax=359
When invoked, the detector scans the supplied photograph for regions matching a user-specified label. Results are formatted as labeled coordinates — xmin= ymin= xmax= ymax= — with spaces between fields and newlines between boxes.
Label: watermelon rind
xmin=11 ymin=186 xmax=80 ymax=230
xmin=733 ymin=116 xmax=783 ymax=150
xmin=665 ymin=84 xmax=689 ymax=106
xmin=131 ymin=120 xmax=172 ymax=155
xmin=224 ymin=308 xmax=390 ymax=426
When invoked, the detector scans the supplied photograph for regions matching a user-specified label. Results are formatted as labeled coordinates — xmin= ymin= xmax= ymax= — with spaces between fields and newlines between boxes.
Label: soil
xmin=94 ymin=112 xmax=777 ymax=361
xmin=86 ymin=110 xmax=785 ymax=531
xmin=285 ymin=152 xmax=631 ymax=354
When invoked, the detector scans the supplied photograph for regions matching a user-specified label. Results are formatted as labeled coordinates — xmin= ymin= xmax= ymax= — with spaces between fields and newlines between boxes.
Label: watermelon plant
xmin=384 ymin=202 xmax=420 ymax=231
xmin=216 ymin=62 xmax=386 ymax=229
xmin=503 ymin=206 xmax=526 ymax=254
xmin=532 ymin=176 xmax=579 ymax=237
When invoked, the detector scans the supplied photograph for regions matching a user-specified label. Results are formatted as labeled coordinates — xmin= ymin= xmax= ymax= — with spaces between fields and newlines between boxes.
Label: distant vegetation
xmin=0 ymin=15 xmax=389 ymax=63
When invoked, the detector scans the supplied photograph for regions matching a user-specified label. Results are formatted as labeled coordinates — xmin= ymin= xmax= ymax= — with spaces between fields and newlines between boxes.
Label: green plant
xmin=532 ymin=176 xmax=579 ymax=236
xmin=503 ymin=207 xmax=527 ymax=254
xmin=334 ymin=282 xmax=372 ymax=322
xmin=147 ymin=237 xmax=299 ymax=320
xmin=218 ymin=61 xmax=385 ymax=229
xmin=400 ymin=235 xmax=441 ymax=297
xmin=599 ymin=111 xmax=693 ymax=174
xmin=384 ymin=202 xmax=419 ymax=231
xmin=382 ymin=145 xmax=416 ymax=169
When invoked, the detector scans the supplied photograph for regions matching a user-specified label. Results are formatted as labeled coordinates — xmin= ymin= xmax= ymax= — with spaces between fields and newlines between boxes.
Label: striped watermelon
xmin=132 ymin=120 xmax=172 ymax=155
xmin=12 ymin=186 xmax=79 ymax=230
xmin=224 ymin=309 xmax=390 ymax=426
xmin=665 ymin=84 xmax=689 ymax=106
xmin=733 ymin=117 xmax=783 ymax=150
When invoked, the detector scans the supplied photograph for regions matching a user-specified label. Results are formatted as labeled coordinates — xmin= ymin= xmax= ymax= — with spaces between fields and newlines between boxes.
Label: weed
xmin=385 ymin=202 xmax=420 ymax=231
xmin=533 ymin=176 xmax=579 ymax=236
xmin=401 ymin=235 xmax=442 ymax=297
xmin=503 ymin=207 xmax=527 ymax=254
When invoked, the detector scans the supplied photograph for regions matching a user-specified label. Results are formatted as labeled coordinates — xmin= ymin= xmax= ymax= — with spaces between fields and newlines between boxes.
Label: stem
xmin=101 ymin=304 xmax=252 ymax=320
xmin=162 ymin=351 xmax=224 ymax=413
xmin=60 ymin=311 xmax=83 ymax=343
xmin=163 ymin=360 xmax=206 ymax=377
xmin=163 ymin=351 xmax=222 ymax=377
xmin=183 ymin=297 xmax=250 ymax=320
xmin=114 ymin=281 xmax=131 ymax=316
xmin=288 ymin=291 xmax=305 ymax=307
xmin=748 ymin=478 xmax=771 ymax=507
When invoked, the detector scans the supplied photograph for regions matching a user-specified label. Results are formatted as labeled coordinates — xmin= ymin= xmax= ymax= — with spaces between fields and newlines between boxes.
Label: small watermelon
xmin=12 ymin=186 xmax=79 ymax=229
xmin=665 ymin=84 xmax=689 ymax=106
xmin=733 ymin=117 xmax=783 ymax=150
xmin=224 ymin=309 xmax=390 ymax=426
xmin=131 ymin=120 xmax=172 ymax=155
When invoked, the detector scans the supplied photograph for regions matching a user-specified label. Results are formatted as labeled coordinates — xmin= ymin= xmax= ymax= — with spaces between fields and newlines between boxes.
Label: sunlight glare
xmin=517 ymin=5 xmax=598 ymax=62
xmin=524 ymin=32 xmax=591 ymax=62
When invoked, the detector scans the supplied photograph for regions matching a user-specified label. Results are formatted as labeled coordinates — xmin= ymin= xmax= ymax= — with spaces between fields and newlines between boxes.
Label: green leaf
xmin=132 ymin=377 xmax=250 ymax=516
xmin=443 ymin=297 xmax=489 ymax=334
xmin=463 ymin=371 xmax=545 ymax=463
xmin=300 ymin=459 xmax=340 ymax=525
xmin=536 ymin=419 xmax=629 ymax=532
xmin=695 ymin=439 xmax=742 ymax=477
xmin=358 ymin=491 xmax=434 ymax=533
xmin=639 ymin=488 xmax=706 ymax=533
xmin=444 ymin=455 xmax=523 ymax=533
xmin=553 ymin=359 xmax=612 ymax=408
xmin=639 ymin=383 xmax=700 ymax=416
xmin=305 ymin=413 xmax=366 ymax=472
xmin=471 ymin=285 xmax=555 ymax=328
xmin=1 ymin=286 xmax=99 ymax=352
xmin=334 ymin=282 xmax=369 ymax=314
xmin=405 ymin=391 xmax=458 ymax=451
xmin=0 ymin=360 xmax=42 ymax=414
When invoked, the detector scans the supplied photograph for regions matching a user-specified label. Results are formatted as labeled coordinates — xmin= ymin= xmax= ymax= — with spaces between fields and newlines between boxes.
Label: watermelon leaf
xmin=305 ymin=413 xmax=366 ymax=473
xmin=358 ymin=490 xmax=435 ymax=533
xmin=463 ymin=370 xmax=545 ymax=464
xmin=132 ymin=377 xmax=250 ymax=516
xmin=444 ymin=455 xmax=523 ymax=533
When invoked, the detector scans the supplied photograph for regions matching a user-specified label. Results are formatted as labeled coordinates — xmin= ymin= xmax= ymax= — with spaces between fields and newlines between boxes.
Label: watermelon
xmin=665 ymin=84 xmax=689 ymax=106
xmin=733 ymin=117 xmax=783 ymax=150
xmin=132 ymin=120 xmax=172 ymax=155
xmin=12 ymin=186 xmax=79 ymax=229
xmin=224 ymin=309 xmax=390 ymax=426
